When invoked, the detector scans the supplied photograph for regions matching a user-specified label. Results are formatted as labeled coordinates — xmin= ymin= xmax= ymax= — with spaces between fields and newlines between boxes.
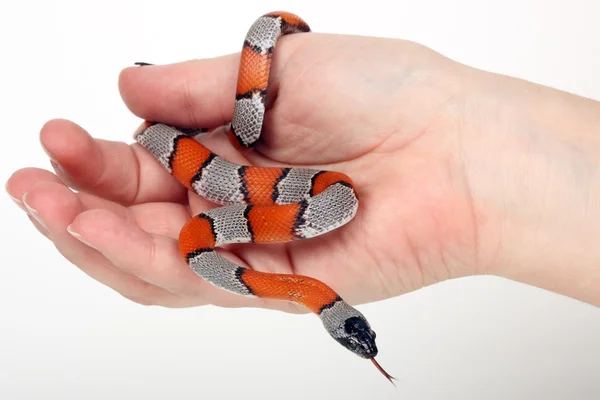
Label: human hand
xmin=7 ymin=32 xmax=600 ymax=310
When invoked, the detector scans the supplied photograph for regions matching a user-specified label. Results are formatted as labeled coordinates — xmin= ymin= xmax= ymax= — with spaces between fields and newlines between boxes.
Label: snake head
xmin=321 ymin=306 xmax=396 ymax=384
xmin=339 ymin=316 xmax=378 ymax=358
xmin=327 ymin=311 xmax=395 ymax=384
xmin=320 ymin=301 xmax=378 ymax=359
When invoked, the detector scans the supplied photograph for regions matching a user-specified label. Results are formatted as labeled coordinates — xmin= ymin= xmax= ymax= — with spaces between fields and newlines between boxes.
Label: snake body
xmin=134 ymin=11 xmax=393 ymax=382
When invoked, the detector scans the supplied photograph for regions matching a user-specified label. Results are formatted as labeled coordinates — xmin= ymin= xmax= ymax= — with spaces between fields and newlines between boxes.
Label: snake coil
xmin=134 ymin=11 xmax=394 ymax=384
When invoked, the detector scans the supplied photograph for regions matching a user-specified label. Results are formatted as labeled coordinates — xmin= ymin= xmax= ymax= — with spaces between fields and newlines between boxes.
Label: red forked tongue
xmin=371 ymin=358 xmax=396 ymax=386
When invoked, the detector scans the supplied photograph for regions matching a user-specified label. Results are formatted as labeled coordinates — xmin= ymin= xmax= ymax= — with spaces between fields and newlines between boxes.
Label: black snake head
xmin=339 ymin=316 xmax=378 ymax=359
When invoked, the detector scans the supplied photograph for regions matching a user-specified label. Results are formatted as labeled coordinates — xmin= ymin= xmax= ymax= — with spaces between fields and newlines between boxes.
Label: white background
xmin=2 ymin=0 xmax=600 ymax=399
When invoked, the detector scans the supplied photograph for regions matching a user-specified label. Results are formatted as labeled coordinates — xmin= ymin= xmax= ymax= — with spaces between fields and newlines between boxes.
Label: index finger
xmin=117 ymin=31 xmax=307 ymax=132
xmin=118 ymin=54 xmax=240 ymax=131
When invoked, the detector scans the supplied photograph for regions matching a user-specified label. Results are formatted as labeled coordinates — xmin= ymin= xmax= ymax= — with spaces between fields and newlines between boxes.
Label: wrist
xmin=461 ymin=67 xmax=600 ymax=305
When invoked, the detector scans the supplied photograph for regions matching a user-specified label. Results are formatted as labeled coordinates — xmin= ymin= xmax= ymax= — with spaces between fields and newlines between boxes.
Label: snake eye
xmin=347 ymin=337 xmax=358 ymax=349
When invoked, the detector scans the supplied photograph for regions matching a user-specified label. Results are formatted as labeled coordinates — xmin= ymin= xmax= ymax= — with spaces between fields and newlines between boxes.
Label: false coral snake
xmin=134 ymin=11 xmax=394 ymax=384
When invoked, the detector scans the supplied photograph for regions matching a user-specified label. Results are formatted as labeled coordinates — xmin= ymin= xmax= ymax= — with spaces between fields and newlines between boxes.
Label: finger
xmin=6 ymin=167 xmax=62 ymax=213
xmin=117 ymin=32 xmax=306 ymax=129
xmin=7 ymin=167 xmax=131 ymax=221
xmin=69 ymin=208 xmax=205 ymax=298
xmin=7 ymin=168 xmax=73 ymax=239
xmin=68 ymin=207 xmax=301 ymax=311
xmin=39 ymin=118 xmax=187 ymax=205
xmin=119 ymin=55 xmax=239 ymax=129
xmin=22 ymin=180 xmax=187 ymax=307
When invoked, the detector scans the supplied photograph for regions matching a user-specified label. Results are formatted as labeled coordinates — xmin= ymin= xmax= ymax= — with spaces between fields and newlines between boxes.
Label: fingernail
xmin=50 ymin=159 xmax=64 ymax=174
xmin=67 ymin=225 xmax=98 ymax=250
xmin=50 ymin=160 xmax=79 ymax=191
xmin=27 ymin=214 xmax=49 ymax=236
xmin=22 ymin=193 xmax=49 ymax=231
xmin=50 ymin=159 xmax=67 ymax=182
xmin=5 ymin=181 xmax=23 ymax=205
xmin=40 ymin=141 xmax=57 ymax=161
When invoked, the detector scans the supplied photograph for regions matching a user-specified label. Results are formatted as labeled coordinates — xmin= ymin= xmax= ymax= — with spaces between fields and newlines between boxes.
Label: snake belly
xmin=134 ymin=11 xmax=381 ymax=360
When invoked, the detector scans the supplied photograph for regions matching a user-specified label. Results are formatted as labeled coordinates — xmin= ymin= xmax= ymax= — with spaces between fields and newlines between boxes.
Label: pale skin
xmin=6 ymin=33 xmax=600 ymax=311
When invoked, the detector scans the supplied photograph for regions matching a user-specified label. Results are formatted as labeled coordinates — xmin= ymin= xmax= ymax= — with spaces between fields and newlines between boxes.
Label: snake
xmin=133 ymin=11 xmax=394 ymax=383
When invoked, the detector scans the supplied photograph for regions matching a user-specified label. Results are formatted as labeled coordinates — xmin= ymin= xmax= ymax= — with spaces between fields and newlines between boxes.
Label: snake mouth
xmin=363 ymin=343 xmax=378 ymax=358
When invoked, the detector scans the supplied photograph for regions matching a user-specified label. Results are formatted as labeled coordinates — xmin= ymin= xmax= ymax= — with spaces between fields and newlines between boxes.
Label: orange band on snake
xmin=134 ymin=11 xmax=394 ymax=384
